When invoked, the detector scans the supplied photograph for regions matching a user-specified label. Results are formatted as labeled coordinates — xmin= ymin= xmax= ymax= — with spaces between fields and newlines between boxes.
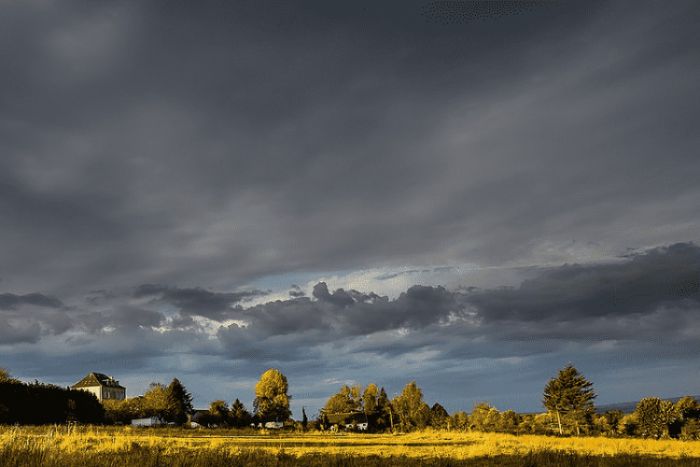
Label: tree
xmin=430 ymin=402 xmax=450 ymax=429
xmin=254 ymin=368 xmax=291 ymax=422
xmin=543 ymin=364 xmax=596 ymax=435
xmin=634 ymin=397 xmax=677 ymax=439
xmin=674 ymin=396 xmax=700 ymax=440
xmin=230 ymin=398 xmax=252 ymax=427
xmin=452 ymin=411 xmax=469 ymax=431
xmin=166 ymin=378 xmax=193 ymax=425
xmin=209 ymin=400 xmax=230 ymax=426
xmin=675 ymin=396 xmax=700 ymax=420
xmin=391 ymin=381 xmax=431 ymax=431
xmin=363 ymin=384 xmax=379 ymax=414
xmin=302 ymin=407 xmax=308 ymax=431
xmin=103 ymin=398 xmax=142 ymax=424
xmin=0 ymin=368 xmax=18 ymax=383
xmin=470 ymin=402 xmax=499 ymax=432
xmin=376 ymin=387 xmax=393 ymax=431
xmin=497 ymin=410 xmax=520 ymax=433
xmin=142 ymin=382 xmax=170 ymax=417
xmin=324 ymin=385 xmax=360 ymax=414
xmin=597 ymin=410 xmax=623 ymax=437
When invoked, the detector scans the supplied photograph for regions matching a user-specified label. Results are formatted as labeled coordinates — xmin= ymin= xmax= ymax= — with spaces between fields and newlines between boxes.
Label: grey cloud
xmin=0 ymin=292 xmax=69 ymax=344
xmin=466 ymin=242 xmax=700 ymax=323
xmin=2 ymin=1 xmax=699 ymax=299
xmin=289 ymin=285 xmax=305 ymax=298
xmin=218 ymin=243 xmax=700 ymax=362
xmin=0 ymin=292 xmax=63 ymax=310
xmin=134 ymin=284 xmax=266 ymax=320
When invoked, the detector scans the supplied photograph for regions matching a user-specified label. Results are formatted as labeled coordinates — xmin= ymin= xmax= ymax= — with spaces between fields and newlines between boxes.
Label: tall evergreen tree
xmin=230 ymin=398 xmax=252 ymax=427
xmin=376 ymin=387 xmax=393 ymax=430
xmin=166 ymin=378 xmax=193 ymax=425
xmin=430 ymin=402 xmax=450 ymax=429
xmin=543 ymin=364 xmax=596 ymax=435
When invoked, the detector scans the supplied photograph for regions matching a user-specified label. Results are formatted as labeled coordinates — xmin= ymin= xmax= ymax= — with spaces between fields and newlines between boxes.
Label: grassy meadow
xmin=2 ymin=426 xmax=700 ymax=466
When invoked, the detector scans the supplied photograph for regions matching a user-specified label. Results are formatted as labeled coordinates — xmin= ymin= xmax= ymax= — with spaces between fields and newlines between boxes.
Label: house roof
xmin=71 ymin=372 xmax=125 ymax=390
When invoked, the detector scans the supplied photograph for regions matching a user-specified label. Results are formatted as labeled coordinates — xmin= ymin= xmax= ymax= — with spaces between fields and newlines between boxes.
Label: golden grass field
xmin=2 ymin=425 xmax=700 ymax=466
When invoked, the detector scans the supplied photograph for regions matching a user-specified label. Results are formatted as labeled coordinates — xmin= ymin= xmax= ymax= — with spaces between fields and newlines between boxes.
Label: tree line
xmin=1 ymin=365 xmax=698 ymax=439
xmin=0 ymin=369 xmax=103 ymax=424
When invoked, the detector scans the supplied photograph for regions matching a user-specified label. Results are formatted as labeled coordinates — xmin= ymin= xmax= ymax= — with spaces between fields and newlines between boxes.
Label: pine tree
xmin=166 ymin=378 xmax=193 ymax=425
xmin=301 ymin=407 xmax=308 ymax=431
xmin=230 ymin=398 xmax=252 ymax=427
xmin=543 ymin=364 xmax=596 ymax=435
xmin=377 ymin=387 xmax=393 ymax=431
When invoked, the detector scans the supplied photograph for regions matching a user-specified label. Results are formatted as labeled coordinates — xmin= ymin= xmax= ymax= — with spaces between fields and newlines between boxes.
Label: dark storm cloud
xmin=0 ymin=292 xmax=63 ymax=310
xmin=468 ymin=242 xmax=700 ymax=323
xmin=134 ymin=284 xmax=266 ymax=320
xmin=2 ymin=0 xmax=699 ymax=298
xmin=216 ymin=243 xmax=700 ymax=361
xmin=4 ymin=242 xmax=697 ymax=353
xmin=2 ymin=242 xmax=700 ymax=410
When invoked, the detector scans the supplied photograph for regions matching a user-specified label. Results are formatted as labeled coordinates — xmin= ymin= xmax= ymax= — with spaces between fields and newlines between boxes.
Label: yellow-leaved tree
xmin=253 ymin=368 xmax=291 ymax=422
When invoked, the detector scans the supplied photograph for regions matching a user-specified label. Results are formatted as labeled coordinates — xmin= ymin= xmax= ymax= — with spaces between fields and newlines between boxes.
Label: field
xmin=2 ymin=426 xmax=700 ymax=466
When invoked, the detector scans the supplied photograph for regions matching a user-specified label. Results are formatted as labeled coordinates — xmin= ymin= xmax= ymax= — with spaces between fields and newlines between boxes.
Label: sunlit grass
xmin=2 ymin=425 xmax=700 ymax=466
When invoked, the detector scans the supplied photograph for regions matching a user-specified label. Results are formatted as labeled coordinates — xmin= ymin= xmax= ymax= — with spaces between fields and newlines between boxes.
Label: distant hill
xmin=596 ymin=395 xmax=700 ymax=414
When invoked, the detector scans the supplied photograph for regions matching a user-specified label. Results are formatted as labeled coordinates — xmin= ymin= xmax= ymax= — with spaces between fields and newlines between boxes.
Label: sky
xmin=1 ymin=0 xmax=699 ymax=416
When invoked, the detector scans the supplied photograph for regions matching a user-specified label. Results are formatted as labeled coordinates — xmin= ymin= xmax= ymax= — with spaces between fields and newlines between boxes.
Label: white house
xmin=71 ymin=372 xmax=126 ymax=402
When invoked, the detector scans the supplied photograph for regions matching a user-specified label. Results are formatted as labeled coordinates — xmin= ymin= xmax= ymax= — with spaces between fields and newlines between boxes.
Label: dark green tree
xmin=166 ymin=378 xmax=193 ymax=425
xmin=543 ymin=364 xmax=596 ymax=435
xmin=302 ymin=407 xmax=308 ymax=431
xmin=601 ymin=410 xmax=624 ymax=436
xmin=451 ymin=411 xmax=469 ymax=431
xmin=230 ymin=398 xmax=252 ymax=427
xmin=674 ymin=396 xmax=700 ymax=440
xmin=497 ymin=410 xmax=521 ymax=433
xmin=430 ymin=402 xmax=450 ymax=429
xmin=376 ymin=387 xmax=393 ymax=431
xmin=209 ymin=400 xmax=230 ymax=426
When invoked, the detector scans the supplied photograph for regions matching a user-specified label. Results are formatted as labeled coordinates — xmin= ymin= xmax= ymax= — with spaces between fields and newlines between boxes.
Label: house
xmin=320 ymin=409 xmax=369 ymax=430
xmin=71 ymin=372 xmax=126 ymax=402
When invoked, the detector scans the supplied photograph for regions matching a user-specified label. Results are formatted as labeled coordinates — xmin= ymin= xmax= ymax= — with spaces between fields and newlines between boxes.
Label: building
xmin=319 ymin=409 xmax=368 ymax=430
xmin=71 ymin=372 xmax=126 ymax=402
xmin=131 ymin=416 xmax=165 ymax=427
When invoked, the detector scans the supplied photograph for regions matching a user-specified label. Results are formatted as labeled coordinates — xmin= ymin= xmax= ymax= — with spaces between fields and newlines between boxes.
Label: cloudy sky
xmin=1 ymin=0 xmax=699 ymax=415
